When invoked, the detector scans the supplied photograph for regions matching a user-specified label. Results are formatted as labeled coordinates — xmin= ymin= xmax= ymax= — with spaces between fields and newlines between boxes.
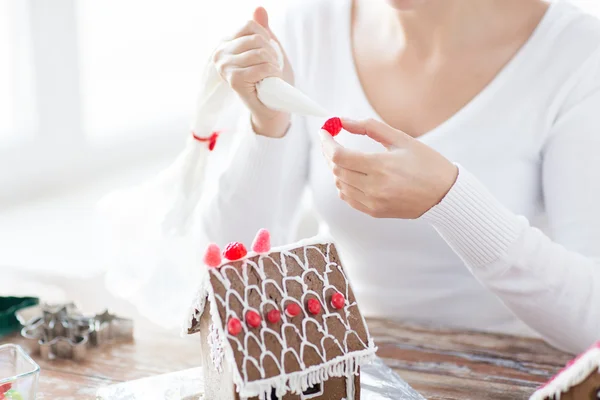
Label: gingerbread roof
xmin=530 ymin=342 xmax=600 ymax=400
xmin=185 ymin=236 xmax=377 ymax=398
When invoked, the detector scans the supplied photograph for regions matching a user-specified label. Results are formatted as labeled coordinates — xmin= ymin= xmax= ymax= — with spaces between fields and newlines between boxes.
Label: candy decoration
xmin=246 ymin=310 xmax=262 ymax=328
xmin=307 ymin=299 xmax=321 ymax=315
xmin=203 ymin=243 xmax=222 ymax=268
xmin=223 ymin=242 xmax=248 ymax=261
xmin=3 ymin=390 xmax=23 ymax=400
xmin=0 ymin=383 xmax=11 ymax=393
xmin=227 ymin=317 xmax=242 ymax=335
xmin=267 ymin=309 xmax=281 ymax=324
xmin=251 ymin=228 xmax=271 ymax=253
xmin=192 ymin=131 xmax=219 ymax=151
xmin=321 ymin=117 xmax=342 ymax=137
xmin=331 ymin=292 xmax=346 ymax=309
xmin=285 ymin=303 xmax=301 ymax=318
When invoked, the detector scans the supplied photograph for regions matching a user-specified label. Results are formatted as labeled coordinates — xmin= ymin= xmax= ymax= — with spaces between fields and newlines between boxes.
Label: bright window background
xmin=0 ymin=1 xmax=13 ymax=143
xmin=77 ymin=0 xmax=284 ymax=143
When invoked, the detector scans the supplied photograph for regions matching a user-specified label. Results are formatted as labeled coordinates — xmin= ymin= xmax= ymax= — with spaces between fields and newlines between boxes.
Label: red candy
xmin=246 ymin=310 xmax=262 ymax=328
xmin=331 ymin=292 xmax=345 ymax=309
xmin=227 ymin=317 xmax=242 ymax=335
xmin=203 ymin=243 xmax=222 ymax=268
xmin=285 ymin=303 xmax=301 ymax=318
xmin=223 ymin=242 xmax=248 ymax=261
xmin=0 ymin=383 xmax=11 ymax=393
xmin=322 ymin=117 xmax=342 ymax=137
xmin=251 ymin=229 xmax=271 ymax=253
xmin=267 ymin=309 xmax=281 ymax=324
xmin=307 ymin=299 xmax=322 ymax=315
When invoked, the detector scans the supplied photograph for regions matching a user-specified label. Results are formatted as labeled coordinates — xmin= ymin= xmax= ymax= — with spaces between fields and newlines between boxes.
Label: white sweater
xmin=202 ymin=0 xmax=600 ymax=354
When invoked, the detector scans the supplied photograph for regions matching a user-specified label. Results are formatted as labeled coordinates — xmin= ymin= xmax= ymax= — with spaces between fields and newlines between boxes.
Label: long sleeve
xmin=420 ymin=53 xmax=600 ymax=354
xmin=201 ymin=112 xmax=311 ymax=246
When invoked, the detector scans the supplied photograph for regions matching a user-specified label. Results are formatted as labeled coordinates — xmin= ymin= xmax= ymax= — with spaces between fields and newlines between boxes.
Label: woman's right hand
xmin=213 ymin=7 xmax=294 ymax=138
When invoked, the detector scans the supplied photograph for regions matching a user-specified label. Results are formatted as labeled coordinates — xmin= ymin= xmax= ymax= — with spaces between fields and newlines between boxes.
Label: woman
xmin=204 ymin=0 xmax=600 ymax=354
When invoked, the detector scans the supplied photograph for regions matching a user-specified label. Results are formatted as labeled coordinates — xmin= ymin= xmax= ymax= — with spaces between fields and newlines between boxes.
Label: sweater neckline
xmin=340 ymin=0 xmax=560 ymax=142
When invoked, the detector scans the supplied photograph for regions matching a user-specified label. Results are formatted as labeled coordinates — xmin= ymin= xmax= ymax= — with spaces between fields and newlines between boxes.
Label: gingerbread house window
xmin=185 ymin=235 xmax=377 ymax=400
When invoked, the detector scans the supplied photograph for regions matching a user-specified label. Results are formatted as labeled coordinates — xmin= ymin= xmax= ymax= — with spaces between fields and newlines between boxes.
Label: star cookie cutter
xmin=18 ymin=303 xmax=133 ymax=361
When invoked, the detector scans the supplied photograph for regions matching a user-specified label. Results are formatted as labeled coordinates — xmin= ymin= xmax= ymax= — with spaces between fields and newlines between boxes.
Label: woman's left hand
xmin=320 ymin=118 xmax=458 ymax=219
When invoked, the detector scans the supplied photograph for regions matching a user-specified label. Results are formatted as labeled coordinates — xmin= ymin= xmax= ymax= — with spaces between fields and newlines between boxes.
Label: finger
xmin=336 ymin=179 xmax=368 ymax=202
xmin=227 ymin=63 xmax=281 ymax=88
xmin=225 ymin=48 xmax=279 ymax=69
xmin=341 ymin=118 xmax=410 ymax=149
xmin=223 ymin=34 xmax=274 ymax=56
xmin=319 ymin=130 xmax=373 ymax=173
xmin=333 ymin=165 xmax=367 ymax=189
xmin=232 ymin=19 xmax=271 ymax=40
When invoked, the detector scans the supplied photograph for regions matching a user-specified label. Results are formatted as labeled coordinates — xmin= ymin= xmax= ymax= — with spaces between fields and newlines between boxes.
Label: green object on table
xmin=0 ymin=297 xmax=39 ymax=338
xmin=4 ymin=389 xmax=24 ymax=400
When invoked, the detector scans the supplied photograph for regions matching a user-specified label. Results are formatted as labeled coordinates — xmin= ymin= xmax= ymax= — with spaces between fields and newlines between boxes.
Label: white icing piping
xmin=530 ymin=347 xmax=600 ymax=400
xmin=346 ymin=372 xmax=355 ymax=400
xmin=208 ymin=322 xmax=225 ymax=373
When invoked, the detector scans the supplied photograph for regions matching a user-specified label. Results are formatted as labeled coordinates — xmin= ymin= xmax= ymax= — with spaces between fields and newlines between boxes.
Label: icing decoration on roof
xmin=285 ymin=303 xmax=301 ymax=318
xmin=307 ymin=299 xmax=322 ymax=315
xmin=204 ymin=243 xmax=222 ymax=268
xmin=331 ymin=293 xmax=345 ymax=310
xmin=223 ymin=242 xmax=247 ymax=261
xmin=246 ymin=310 xmax=262 ymax=328
xmin=227 ymin=317 xmax=242 ymax=336
xmin=529 ymin=341 xmax=600 ymax=400
xmin=252 ymin=229 xmax=271 ymax=253
xmin=322 ymin=117 xmax=343 ymax=137
xmin=185 ymin=235 xmax=377 ymax=398
xmin=267 ymin=309 xmax=281 ymax=324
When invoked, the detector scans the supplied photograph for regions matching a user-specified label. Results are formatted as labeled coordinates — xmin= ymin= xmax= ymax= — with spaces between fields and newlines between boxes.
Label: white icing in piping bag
xmin=98 ymin=40 xmax=332 ymax=236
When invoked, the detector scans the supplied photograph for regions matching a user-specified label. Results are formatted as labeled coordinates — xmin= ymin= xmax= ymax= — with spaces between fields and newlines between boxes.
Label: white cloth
xmin=201 ymin=0 xmax=600 ymax=353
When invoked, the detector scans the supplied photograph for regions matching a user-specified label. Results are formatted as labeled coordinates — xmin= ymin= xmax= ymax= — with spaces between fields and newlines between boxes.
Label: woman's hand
xmin=213 ymin=7 xmax=293 ymax=138
xmin=320 ymin=118 xmax=459 ymax=219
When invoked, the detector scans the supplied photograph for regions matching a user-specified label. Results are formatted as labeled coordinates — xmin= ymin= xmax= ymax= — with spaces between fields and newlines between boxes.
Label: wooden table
xmin=1 ymin=319 xmax=572 ymax=400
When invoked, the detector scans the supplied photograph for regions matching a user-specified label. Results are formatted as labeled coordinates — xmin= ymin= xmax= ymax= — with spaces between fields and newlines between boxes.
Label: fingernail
xmin=319 ymin=129 xmax=329 ymax=141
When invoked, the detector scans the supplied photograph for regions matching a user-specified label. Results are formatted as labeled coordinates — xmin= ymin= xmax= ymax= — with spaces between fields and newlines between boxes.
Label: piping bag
xmin=99 ymin=40 xmax=329 ymax=235
xmin=96 ymin=41 xmax=331 ymax=326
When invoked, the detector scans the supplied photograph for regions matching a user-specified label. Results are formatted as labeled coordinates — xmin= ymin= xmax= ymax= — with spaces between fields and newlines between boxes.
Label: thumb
xmin=253 ymin=7 xmax=276 ymax=39
xmin=341 ymin=118 xmax=410 ymax=149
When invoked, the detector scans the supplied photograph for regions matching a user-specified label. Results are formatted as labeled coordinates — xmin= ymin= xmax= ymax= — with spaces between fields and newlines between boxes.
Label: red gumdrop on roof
xmin=307 ymin=299 xmax=321 ymax=315
xmin=223 ymin=242 xmax=247 ymax=261
xmin=322 ymin=117 xmax=342 ymax=137
xmin=227 ymin=317 xmax=242 ymax=335
xmin=267 ymin=309 xmax=281 ymax=324
xmin=251 ymin=229 xmax=271 ymax=253
xmin=203 ymin=243 xmax=221 ymax=268
xmin=331 ymin=292 xmax=345 ymax=310
xmin=246 ymin=310 xmax=262 ymax=328
xmin=285 ymin=303 xmax=301 ymax=318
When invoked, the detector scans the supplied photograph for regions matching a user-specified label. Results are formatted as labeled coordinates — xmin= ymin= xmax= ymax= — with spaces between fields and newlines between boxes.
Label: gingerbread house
xmin=185 ymin=230 xmax=377 ymax=400
xmin=530 ymin=342 xmax=600 ymax=400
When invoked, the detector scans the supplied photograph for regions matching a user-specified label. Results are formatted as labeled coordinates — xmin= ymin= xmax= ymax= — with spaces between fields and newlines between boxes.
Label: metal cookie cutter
xmin=19 ymin=303 xmax=133 ymax=361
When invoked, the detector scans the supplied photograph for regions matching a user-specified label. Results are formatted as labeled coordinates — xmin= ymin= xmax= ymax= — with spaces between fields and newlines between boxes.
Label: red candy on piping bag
xmin=322 ymin=117 xmax=343 ymax=136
